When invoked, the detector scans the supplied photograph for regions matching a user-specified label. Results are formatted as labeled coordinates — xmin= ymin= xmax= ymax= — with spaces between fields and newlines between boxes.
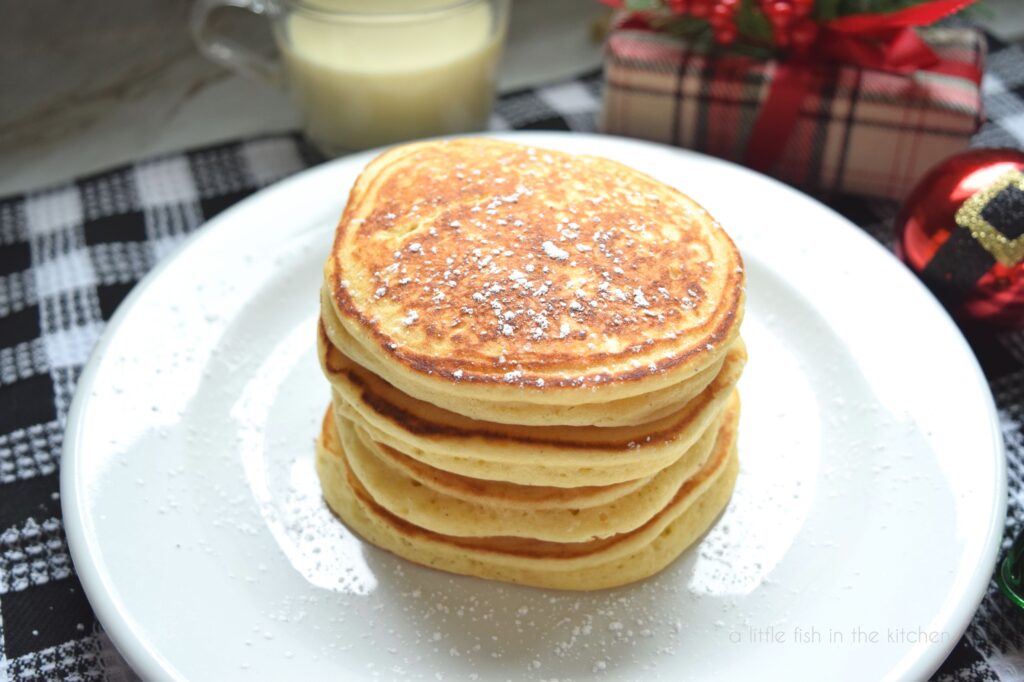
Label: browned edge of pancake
xmin=320 ymin=318 xmax=745 ymax=452
xmin=316 ymin=396 xmax=738 ymax=561
xmin=365 ymin=430 xmax=650 ymax=508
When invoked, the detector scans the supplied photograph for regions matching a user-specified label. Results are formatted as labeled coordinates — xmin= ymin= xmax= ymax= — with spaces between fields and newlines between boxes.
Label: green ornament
xmin=998 ymin=531 xmax=1024 ymax=609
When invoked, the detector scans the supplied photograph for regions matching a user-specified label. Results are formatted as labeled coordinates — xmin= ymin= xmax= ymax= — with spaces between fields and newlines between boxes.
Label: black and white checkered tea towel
xmin=1 ymin=40 xmax=1023 ymax=682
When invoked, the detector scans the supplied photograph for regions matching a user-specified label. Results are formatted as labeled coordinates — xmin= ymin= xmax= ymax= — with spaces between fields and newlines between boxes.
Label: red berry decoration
xmin=661 ymin=0 xmax=817 ymax=48
xmin=690 ymin=0 xmax=712 ymax=17
xmin=668 ymin=0 xmax=689 ymax=14
xmin=756 ymin=0 xmax=818 ymax=50
xmin=789 ymin=18 xmax=818 ymax=50
xmin=768 ymin=1 xmax=794 ymax=24
xmin=715 ymin=25 xmax=738 ymax=44
xmin=710 ymin=2 xmax=733 ymax=24
xmin=708 ymin=0 xmax=740 ymax=44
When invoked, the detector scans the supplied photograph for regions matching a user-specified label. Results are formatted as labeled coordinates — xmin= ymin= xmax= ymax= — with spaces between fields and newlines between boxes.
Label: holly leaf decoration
xmin=813 ymin=0 xmax=844 ymax=20
xmin=736 ymin=0 xmax=774 ymax=42
xmin=624 ymin=0 xmax=661 ymax=9
xmin=652 ymin=14 xmax=711 ymax=37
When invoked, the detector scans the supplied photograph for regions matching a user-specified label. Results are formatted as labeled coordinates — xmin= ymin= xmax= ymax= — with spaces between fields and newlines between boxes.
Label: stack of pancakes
xmin=316 ymin=139 xmax=746 ymax=591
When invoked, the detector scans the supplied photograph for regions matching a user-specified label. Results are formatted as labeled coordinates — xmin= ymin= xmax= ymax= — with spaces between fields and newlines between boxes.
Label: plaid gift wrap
xmin=601 ymin=26 xmax=986 ymax=199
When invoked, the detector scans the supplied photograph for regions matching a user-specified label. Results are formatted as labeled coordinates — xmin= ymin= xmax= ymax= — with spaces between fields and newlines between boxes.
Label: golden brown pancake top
xmin=328 ymin=139 xmax=743 ymax=387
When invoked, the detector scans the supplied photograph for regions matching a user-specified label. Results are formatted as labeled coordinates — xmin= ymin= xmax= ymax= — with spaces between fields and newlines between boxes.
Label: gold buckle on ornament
xmin=955 ymin=169 xmax=1024 ymax=268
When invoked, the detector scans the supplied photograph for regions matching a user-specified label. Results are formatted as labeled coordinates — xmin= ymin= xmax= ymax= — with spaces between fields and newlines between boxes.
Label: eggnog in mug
xmin=275 ymin=0 xmax=508 ymax=154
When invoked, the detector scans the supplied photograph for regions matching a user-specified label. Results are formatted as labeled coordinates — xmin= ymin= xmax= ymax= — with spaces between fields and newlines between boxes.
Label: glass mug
xmin=191 ymin=0 xmax=510 ymax=155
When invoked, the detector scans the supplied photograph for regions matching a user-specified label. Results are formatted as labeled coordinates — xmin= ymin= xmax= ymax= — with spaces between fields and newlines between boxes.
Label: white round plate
xmin=62 ymin=132 xmax=1006 ymax=681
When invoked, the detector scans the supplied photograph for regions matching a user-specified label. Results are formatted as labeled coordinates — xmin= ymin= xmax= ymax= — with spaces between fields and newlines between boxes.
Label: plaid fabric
xmin=0 ymin=43 xmax=1021 ymax=680
xmin=602 ymin=26 xmax=986 ymax=200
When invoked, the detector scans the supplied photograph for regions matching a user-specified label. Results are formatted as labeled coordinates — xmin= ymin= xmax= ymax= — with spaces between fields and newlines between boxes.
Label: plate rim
xmin=60 ymin=131 xmax=1008 ymax=681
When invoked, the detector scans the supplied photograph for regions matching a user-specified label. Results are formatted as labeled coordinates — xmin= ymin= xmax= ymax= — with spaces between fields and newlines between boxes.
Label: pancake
xmin=336 ymin=395 xmax=731 ymax=541
xmin=350 ymin=429 xmax=651 ymax=512
xmin=322 ymin=138 xmax=744 ymax=425
xmin=324 ymin=329 xmax=746 ymax=487
xmin=315 ymin=394 xmax=740 ymax=590
xmin=319 ymin=295 xmax=727 ymax=427
xmin=312 ymin=138 xmax=748 ymax=590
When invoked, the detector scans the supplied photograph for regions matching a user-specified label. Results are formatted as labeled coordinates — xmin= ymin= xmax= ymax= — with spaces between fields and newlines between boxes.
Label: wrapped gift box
xmin=601 ymin=26 xmax=985 ymax=199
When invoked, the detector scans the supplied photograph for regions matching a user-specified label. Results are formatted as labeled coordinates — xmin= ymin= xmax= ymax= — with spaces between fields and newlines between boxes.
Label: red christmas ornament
xmin=896 ymin=148 xmax=1024 ymax=328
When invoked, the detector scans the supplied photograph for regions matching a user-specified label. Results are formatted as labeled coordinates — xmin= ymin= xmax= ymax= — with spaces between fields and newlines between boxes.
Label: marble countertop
xmin=0 ymin=0 xmax=606 ymax=196
xmin=2 ymin=0 xmax=1021 ymax=197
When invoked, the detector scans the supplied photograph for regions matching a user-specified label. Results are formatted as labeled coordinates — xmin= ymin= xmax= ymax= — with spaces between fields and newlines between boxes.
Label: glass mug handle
xmin=190 ymin=0 xmax=284 ymax=86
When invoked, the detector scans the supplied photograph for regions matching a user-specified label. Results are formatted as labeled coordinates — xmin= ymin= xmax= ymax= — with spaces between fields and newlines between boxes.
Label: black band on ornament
xmin=919 ymin=228 xmax=995 ymax=307
xmin=982 ymin=183 xmax=1024 ymax=240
